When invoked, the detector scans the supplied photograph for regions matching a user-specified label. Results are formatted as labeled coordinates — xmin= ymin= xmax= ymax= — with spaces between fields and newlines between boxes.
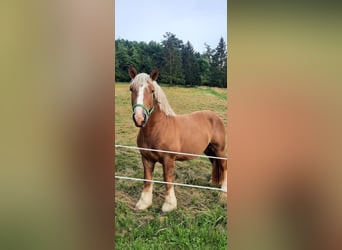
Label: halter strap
xmin=132 ymin=103 xmax=154 ymax=116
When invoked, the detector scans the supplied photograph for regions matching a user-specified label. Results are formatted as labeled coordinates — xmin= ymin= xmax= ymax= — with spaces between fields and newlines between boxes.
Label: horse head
xmin=128 ymin=65 xmax=159 ymax=127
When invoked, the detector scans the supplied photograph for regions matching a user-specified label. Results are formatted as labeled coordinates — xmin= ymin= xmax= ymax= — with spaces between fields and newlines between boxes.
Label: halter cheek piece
xmin=131 ymin=95 xmax=157 ymax=125
xmin=132 ymin=103 xmax=154 ymax=116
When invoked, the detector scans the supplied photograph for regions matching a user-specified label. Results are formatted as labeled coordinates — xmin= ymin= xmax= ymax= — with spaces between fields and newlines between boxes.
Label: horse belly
xmin=178 ymin=127 xmax=211 ymax=158
xmin=174 ymin=154 xmax=198 ymax=161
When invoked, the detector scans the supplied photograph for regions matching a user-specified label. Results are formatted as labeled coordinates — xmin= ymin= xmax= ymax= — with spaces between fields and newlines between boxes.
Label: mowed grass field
xmin=115 ymin=82 xmax=227 ymax=249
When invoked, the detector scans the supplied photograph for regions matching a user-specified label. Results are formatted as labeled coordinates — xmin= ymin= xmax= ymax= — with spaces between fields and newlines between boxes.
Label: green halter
xmin=132 ymin=103 xmax=155 ymax=116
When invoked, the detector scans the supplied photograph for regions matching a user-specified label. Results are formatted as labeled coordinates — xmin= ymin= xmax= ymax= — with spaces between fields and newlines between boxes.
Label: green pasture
xmin=115 ymin=82 xmax=227 ymax=249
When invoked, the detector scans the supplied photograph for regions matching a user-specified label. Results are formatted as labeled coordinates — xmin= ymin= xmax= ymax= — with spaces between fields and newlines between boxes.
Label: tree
xmin=203 ymin=43 xmax=215 ymax=64
xmin=114 ymin=35 xmax=227 ymax=88
xmin=161 ymin=32 xmax=185 ymax=85
xmin=115 ymin=39 xmax=163 ymax=82
xmin=147 ymin=41 xmax=163 ymax=73
xmin=115 ymin=39 xmax=131 ymax=82
xmin=182 ymin=41 xmax=200 ymax=85
xmin=209 ymin=37 xmax=227 ymax=87
xmin=196 ymin=52 xmax=210 ymax=86
xmin=129 ymin=43 xmax=141 ymax=68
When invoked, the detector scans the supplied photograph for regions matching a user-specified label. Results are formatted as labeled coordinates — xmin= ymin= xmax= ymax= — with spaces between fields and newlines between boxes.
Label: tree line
xmin=115 ymin=32 xmax=227 ymax=88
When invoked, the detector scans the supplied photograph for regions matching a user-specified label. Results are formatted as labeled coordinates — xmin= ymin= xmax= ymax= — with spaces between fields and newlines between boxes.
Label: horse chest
xmin=138 ymin=125 xmax=177 ymax=145
xmin=137 ymin=127 xmax=180 ymax=162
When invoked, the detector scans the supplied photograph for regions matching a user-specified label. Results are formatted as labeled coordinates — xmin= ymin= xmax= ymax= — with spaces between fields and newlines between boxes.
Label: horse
xmin=128 ymin=65 xmax=227 ymax=212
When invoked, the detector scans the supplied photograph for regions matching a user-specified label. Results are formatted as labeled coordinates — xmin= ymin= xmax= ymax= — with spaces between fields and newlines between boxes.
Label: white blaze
xmin=137 ymin=85 xmax=145 ymax=104
xmin=134 ymin=85 xmax=146 ymax=123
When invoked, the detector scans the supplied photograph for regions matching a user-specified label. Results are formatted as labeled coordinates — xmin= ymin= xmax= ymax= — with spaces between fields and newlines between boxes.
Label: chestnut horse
xmin=128 ymin=65 xmax=227 ymax=212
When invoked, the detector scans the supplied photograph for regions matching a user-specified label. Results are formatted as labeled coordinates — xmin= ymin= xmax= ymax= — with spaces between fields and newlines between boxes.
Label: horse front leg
xmin=161 ymin=157 xmax=177 ymax=212
xmin=135 ymin=156 xmax=155 ymax=210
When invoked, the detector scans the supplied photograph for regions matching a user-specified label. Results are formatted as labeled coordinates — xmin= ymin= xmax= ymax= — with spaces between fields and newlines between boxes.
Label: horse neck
xmin=141 ymin=103 xmax=167 ymax=132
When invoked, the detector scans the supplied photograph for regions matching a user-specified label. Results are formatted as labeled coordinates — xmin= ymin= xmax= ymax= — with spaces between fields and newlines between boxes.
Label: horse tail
xmin=211 ymin=159 xmax=220 ymax=185
xmin=212 ymin=158 xmax=227 ymax=185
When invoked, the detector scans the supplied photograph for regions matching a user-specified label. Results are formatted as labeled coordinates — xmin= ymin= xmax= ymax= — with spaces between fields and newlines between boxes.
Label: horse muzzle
xmin=132 ymin=109 xmax=149 ymax=127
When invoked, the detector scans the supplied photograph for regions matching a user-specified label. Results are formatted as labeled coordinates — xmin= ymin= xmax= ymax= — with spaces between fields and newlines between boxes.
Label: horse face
xmin=129 ymin=79 xmax=155 ymax=127
xmin=128 ymin=65 xmax=158 ymax=127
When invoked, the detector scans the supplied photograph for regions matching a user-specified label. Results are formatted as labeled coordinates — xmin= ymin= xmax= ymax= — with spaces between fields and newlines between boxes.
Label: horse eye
xmin=129 ymin=86 xmax=133 ymax=92
xmin=151 ymin=89 xmax=155 ymax=93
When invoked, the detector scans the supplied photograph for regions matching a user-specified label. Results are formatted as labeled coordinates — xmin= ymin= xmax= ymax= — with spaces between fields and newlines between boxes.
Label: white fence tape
xmin=115 ymin=175 xmax=226 ymax=192
xmin=115 ymin=144 xmax=227 ymax=192
xmin=115 ymin=144 xmax=227 ymax=160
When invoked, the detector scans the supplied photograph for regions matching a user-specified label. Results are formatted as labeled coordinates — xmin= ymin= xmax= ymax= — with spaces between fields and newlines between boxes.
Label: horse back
xmin=177 ymin=110 xmax=225 ymax=133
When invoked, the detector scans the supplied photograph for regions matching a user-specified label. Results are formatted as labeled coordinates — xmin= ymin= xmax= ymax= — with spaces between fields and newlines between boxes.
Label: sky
xmin=115 ymin=0 xmax=227 ymax=53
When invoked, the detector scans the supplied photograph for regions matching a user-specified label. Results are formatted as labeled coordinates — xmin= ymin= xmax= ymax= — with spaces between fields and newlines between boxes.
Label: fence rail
xmin=115 ymin=144 xmax=227 ymax=160
xmin=115 ymin=175 xmax=226 ymax=192
xmin=115 ymin=144 xmax=227 ymax=192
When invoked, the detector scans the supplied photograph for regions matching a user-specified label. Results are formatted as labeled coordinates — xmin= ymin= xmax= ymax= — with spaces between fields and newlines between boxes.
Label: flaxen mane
xmin=151 ymin=81 xmax=176 ymax=116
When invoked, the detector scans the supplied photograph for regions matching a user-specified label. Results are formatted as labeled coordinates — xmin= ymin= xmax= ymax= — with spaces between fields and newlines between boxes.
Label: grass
xmin=195 ymin=86 xmax=227 ymax=101
xmin=115 ymin=202 xmax=227 ymax=250
xmin=115 ymin=82 xmax=227 ymax=249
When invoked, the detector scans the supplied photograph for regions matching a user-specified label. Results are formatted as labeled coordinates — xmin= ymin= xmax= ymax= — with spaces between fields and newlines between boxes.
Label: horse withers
xmin=128 ymin=65 xmax=227 ymax=212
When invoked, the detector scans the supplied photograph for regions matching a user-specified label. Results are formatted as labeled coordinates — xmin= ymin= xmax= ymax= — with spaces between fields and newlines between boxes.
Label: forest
xmin=115 ymin=32 xmax=227 ymax=88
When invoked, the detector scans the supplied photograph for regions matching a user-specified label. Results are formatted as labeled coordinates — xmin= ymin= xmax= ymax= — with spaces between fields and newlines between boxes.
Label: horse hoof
xmin=135 ymin=199 xmax=152 ymax=210
xmin=161 ymin=202 xmax=177 ymax=213
xmin=219 ymin=192 xmax=227 ymax=205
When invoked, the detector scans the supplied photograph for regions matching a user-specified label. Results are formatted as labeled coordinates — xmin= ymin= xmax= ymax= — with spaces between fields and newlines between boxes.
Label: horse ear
xmin=150 ymin=67 xmax=159 ymax=81
xmin=128 ymin=65 xmax=137 ymax=79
